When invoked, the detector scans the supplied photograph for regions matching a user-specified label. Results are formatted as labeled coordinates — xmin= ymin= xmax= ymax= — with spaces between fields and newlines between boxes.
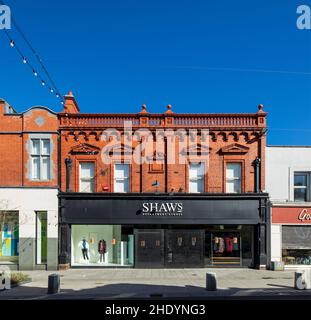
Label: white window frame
xmin=114 ymin=163 xmax=130 ymax=193
xmin=225 ymin=162 xmax=242 ymax=193
xmin=31 ymin=139 xmax=51 ymax=181
xmin=79 ymin=162 xmax=95 ymax=193
xmin=188 ymin=162 xmax=204 ymax=193
xmin=293 ymin=172 xmax=310 ymax=202
xmin=289 ymin=168 xmax=311 ymax=202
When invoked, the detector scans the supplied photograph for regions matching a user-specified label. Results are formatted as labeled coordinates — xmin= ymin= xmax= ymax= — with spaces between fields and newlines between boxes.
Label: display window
xmin=0 ymin=211 xmax=19 ymax=264
xmin=211 ymin=232 xmax=241 ymax=266
xmin=282 ymin=249 xmax=311 ymax=265
xmin=282 ymin=226 xmax=311 ymax=265
xmin=204 ymin=226 xmax=253 ymax=267
xmin=71 ymin=225 xmax=134 ymax=266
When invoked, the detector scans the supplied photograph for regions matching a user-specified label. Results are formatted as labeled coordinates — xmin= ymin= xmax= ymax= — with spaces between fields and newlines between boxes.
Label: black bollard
xmin=206 ymin=272 xmax=217 ymax=291
xmin=48 ymin=273 xmax=60 ymax=294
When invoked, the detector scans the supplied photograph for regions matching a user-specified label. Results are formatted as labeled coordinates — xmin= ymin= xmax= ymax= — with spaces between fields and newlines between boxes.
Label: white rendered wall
xmin=266 ymin=146 xmax=311 ymax=264
xmin=0 ymin=188 xmax=58 ymax=269
xmin=266 ymin=147 xmax=311 ymax=202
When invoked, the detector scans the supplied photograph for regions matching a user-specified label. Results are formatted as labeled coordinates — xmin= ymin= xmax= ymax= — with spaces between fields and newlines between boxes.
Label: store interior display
xmin=98 ymin=239 xmax=107 ymax=262
xmin=282 ymin=249 xmax=311 ymax=265
xmin=211 ymin=232 xmax=241 ymax=266
xmin=71 ymin=225 xmax=134 ymax=266
xmin=213 ymin=235 xmax=239 ymax=253
xmin=79 ymin=238 xmax=90 ymax=260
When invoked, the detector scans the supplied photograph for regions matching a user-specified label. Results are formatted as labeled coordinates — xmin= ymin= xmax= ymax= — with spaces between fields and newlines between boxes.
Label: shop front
xmin=271 ymin=206 xmax=311 ymax=268
xmin=59 ymin=193 xmax=269 ymax=269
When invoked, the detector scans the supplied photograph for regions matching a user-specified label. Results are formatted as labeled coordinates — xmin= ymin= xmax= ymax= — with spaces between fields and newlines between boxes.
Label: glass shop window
xmin=71 ymin=225 xmax=134 ymax=266
xmin=0 ymin=211 xmax=19 ymax=264
xmin=282 ymin=249 xmax=311 ymax=265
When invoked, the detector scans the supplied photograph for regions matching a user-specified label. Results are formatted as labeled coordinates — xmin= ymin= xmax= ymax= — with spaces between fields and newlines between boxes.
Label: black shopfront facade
xmin=58 ymin=193 xmax=270 ymax=269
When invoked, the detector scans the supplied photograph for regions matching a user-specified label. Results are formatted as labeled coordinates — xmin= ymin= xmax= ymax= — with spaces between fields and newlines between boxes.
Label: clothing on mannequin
xmin=98 ymin=239 xmax=107 ymax=262
xmin=79 ymin=239 xmax=90 ymax=260
xmin=225 ymin=237 xmax=233 ymax=253
xmin=232 ymin=237 xmax=239 ymax=251
xmin=218 ymin=237 xmax=225 ymax=253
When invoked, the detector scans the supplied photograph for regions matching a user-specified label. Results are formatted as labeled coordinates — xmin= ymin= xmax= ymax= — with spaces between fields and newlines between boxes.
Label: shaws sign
xmin=272 ymin=207 xmax=311 ymax=224
xmin=298 ymin=209 xmax=311 ymax=221
xmin=142 ymin=202 xmax=183 ymax=216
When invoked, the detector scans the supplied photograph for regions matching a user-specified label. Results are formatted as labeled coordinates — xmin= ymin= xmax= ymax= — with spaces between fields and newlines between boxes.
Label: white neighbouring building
xmin=266 ymin=146 xmax=311 ymax=269
xmin=0 ymin=189 xmax=58 ymax=270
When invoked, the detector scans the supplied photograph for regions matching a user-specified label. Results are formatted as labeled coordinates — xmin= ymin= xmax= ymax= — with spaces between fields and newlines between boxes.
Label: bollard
xmin=48 ymin=273 xmax=60 ymax=294
xmin=206 ymin=272 xmax=217 ymax=291
xmin=294 ymin=270 xmax=311 ymax=290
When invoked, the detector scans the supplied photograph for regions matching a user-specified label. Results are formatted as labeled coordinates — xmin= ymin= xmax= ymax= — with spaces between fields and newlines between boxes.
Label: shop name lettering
xmin=142 ymin=202 xmax=183 ymax=216
xmin=298 ymin=209 xmax=311 ymax=221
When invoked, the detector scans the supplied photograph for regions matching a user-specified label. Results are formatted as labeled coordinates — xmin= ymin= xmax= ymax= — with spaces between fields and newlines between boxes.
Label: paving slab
xmin=1 ymin=268 xmax=311 ymax=300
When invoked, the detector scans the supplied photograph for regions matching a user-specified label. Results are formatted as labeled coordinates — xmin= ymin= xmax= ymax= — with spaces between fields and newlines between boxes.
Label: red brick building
xmin=0 ymin=98 xmax=58 ymax=270
xmin=58 ymin=92 xmax=269 ymax=269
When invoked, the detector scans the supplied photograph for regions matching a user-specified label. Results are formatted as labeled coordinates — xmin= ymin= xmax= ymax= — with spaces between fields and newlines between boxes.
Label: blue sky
xmin=0 ymin=0 xmax=310 ymax=145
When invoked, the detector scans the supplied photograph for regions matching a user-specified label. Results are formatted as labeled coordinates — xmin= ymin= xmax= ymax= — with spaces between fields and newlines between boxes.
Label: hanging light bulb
xmin=56 ymin=93 xmax=59 ymax=98
xmin=50 ymin=88 xmax=54 ymax=93
xmin=22 ymin=57 xmax=27 ymax=64
xmin=41 ymin=80 xmax=46 ymax=86
xmin=61 ymin=101 xmax=64 ymax=105
xmin=10 ymin=40 xmax=15 ymax=48
xmin=33 ymin=69 xmax=38 ymax=77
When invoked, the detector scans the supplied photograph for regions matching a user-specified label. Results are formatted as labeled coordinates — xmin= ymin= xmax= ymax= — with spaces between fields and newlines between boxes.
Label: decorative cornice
xmin=70 ymin=143 xmax=100 ymax=155
xmin=181 ymin=143 xmax=212 ymax=156
xmin=220 ymin=143 xmax=250 ymax=154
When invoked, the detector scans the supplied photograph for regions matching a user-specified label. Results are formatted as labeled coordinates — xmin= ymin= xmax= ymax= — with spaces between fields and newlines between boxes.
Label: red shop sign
xmin=298 ymin=209 xmax=311 ymax=221
xmin=272 ymin=207 xmax=311 ymax=224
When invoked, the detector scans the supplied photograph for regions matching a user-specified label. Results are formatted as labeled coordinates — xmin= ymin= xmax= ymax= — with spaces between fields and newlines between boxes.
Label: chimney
xmin=0 ymin=99 xmax=5 ymax=114
xmin=0 ymin=99 xmax=15 ymax=115
xmin=62 ymin=91 xmax=80 ymax=114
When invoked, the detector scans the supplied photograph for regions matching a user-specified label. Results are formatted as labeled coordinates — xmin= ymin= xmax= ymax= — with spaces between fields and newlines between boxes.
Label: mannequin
xmin=78 ymin=238 xmax=90 ymax=261
xmin=98 ymin=239 xmax=107 ymax=263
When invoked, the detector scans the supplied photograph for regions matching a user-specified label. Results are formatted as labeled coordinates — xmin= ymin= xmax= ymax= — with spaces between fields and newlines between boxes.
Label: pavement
xmin=1 ymin=268 xmax=311 ymax=300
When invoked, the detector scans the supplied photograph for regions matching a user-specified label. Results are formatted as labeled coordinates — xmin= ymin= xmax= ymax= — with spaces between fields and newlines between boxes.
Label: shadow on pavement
xmin=266 ymin=284 xmax=294 ymax=289
xmin=1 ymin=282 xmax=311 ymax=300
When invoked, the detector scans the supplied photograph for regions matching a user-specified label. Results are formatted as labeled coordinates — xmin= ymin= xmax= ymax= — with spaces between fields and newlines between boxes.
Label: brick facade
xmin=0 ymin=98 xmax=59 ymax=270
xmin=0 ymin=99 xmax=58 ymax=188
xmin=59 ymin=93 xmax=267 ymax=194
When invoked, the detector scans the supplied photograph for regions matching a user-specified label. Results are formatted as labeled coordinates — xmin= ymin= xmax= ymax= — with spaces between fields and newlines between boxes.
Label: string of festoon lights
xmin=0 ymin=0 xmax=65 ymax=105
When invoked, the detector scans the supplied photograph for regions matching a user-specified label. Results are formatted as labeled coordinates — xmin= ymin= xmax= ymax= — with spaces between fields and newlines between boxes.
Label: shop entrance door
xmin=134 ymin=229 xmax=164 ymax=268
xmin=166 ymin=230 xmax=204 ymax=267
